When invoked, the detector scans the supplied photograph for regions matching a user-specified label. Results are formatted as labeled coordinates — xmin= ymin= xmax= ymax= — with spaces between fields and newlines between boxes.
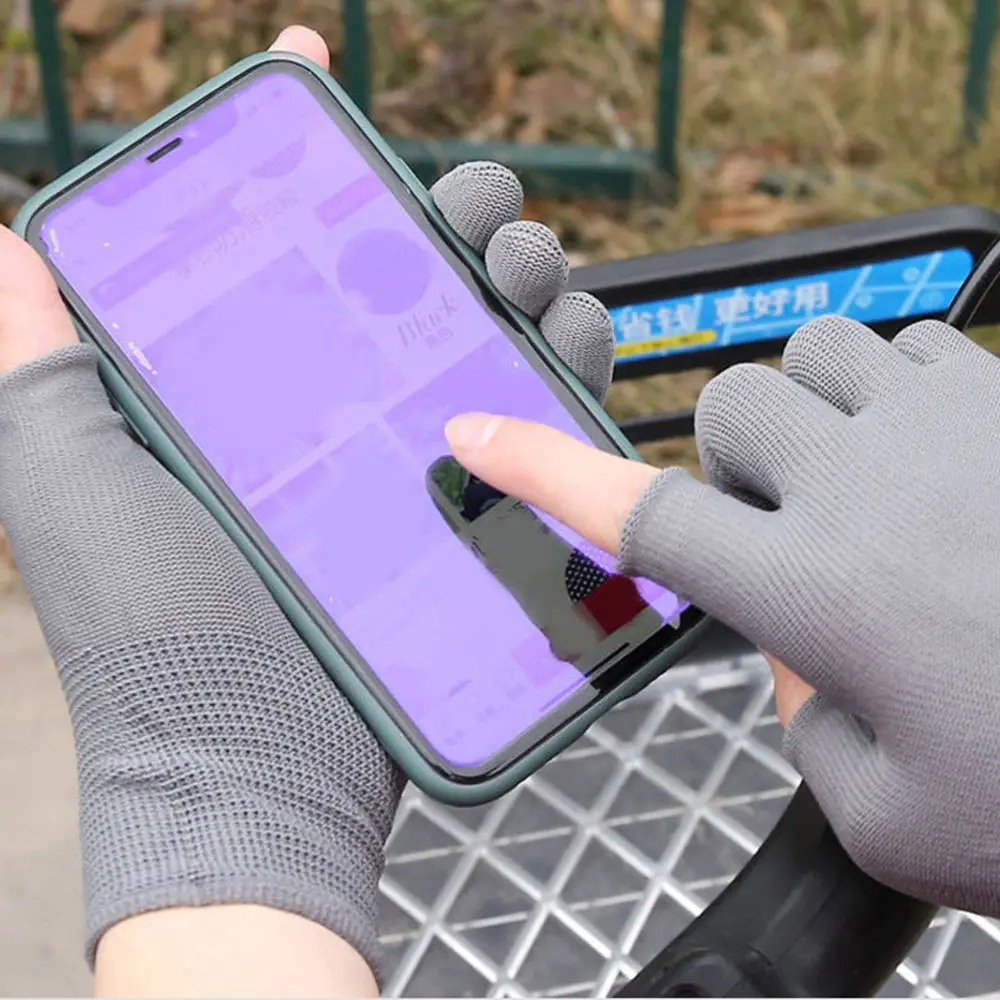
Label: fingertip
xmin=431 ymin=161 xmax=524 ymax=255
xmin=485 ymin=221 xmax=568 ymax=319
xmin=539 ymin=291 xmax=615 ymax=402
xmin=445 ymin=412 xmax=505 ymax=454
xmin=269 ymin=26 xmax=330 ymax=70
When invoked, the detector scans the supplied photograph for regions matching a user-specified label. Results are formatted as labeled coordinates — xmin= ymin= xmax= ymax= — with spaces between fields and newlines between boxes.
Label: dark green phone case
xmin=12 ymin=50 xmax=708 ymax=805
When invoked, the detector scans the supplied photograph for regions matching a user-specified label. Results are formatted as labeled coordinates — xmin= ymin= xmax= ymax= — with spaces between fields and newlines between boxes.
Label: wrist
xmin=95 ymin=904 xmax=379 ymax=998
xmin=78 ymin=721 xmax=396 ymax=983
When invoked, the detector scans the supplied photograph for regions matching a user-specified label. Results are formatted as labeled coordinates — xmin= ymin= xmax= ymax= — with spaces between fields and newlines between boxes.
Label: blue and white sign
xmin=609 ymin=247 xmax=975 ymax=364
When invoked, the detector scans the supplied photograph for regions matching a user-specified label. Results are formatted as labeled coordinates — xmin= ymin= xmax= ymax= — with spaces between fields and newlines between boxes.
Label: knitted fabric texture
xmin=484 ymin=220 xmax=569 ymax=321
xmin=428 ymin=159 xmax=524 ymax=254
xmin=620 ymin=313 xmax=1000 ymax=915
xmin=432 ymin=165 xmax=613 ymax=403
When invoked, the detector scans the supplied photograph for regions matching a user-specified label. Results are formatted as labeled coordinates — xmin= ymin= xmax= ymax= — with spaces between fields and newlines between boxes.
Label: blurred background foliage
xmin=0 ymin=0 xmax=998 ymax=583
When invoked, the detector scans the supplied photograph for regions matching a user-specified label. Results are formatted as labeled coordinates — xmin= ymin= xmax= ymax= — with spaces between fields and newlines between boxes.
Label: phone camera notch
xmin=147 ymin=137 xmax=183 ymax=164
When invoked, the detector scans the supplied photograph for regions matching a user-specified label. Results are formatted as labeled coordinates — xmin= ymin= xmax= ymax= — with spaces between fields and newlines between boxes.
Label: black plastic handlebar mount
xmin=604 ymin=627 xmax=939 ymax=998
xmin=616 ymin=781 xmax=934 ymax=997
xmin=570 ymin=210 xmax=1000 ymax=997
xmin=571 ymin=205 xmax=1000 ymax=445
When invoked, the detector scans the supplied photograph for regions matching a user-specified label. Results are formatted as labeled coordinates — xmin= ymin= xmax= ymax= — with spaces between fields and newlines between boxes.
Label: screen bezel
xmin=24 ymin=57 xmax=705 ymax=783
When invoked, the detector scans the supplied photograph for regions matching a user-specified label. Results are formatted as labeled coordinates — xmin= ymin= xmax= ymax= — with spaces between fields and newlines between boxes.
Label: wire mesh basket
xmin=380 ymin=650 xmax=1000 ymax=998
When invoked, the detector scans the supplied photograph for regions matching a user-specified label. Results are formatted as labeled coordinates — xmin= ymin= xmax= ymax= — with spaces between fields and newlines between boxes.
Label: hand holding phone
xmin=14 ymin=44 xmax=705 ymax=801
xmin=0 ymin=63 xmax=635 ymax=1000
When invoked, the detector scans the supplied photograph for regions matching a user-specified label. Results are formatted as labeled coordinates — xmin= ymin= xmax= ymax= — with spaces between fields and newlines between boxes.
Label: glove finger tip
xmin=540 ymin=291 xmax=615 ymax=401
xmin=485 ymin=221 xmax=568 ymax=319
xmin=431 ymin=161 xmax=524 ymax=254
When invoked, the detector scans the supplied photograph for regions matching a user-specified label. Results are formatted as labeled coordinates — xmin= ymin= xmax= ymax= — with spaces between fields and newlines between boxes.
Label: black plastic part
xmin=571 ymin=205 xmax=1000 ymax=381
xmin=947 ymin=236 xmax=1000 ymax=330
xmin=620 ymin=408 xmax=698 ymax=443
xmin=615 ymin=782 xmax=935 ymax=998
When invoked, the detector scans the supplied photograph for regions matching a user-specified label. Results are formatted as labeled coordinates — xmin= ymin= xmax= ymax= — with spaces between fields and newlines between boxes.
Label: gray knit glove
xmin=620 ymin=312 xmax=1000 ymax=915
xmin=0 ymin=161 xmax=613 ymax=978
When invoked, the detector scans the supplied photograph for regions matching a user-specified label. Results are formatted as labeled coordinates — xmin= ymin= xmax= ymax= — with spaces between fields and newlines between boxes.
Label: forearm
xmin=95 ymin=905 xmax=377 ymax=998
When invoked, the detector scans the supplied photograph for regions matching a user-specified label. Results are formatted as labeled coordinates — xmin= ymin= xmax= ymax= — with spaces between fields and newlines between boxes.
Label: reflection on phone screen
xmin=426 ymin=457 xmax=656 ymax=669
xmin=37 ymin=66 xmax=690 ymax=767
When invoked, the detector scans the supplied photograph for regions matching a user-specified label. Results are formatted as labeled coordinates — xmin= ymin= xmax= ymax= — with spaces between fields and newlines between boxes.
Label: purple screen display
xmin=39 ymin=69 xmax=687 ymax=767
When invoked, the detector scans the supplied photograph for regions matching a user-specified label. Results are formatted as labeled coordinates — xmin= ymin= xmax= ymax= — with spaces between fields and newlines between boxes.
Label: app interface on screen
xmin=39 ymin=69 xmax=688 ymax=766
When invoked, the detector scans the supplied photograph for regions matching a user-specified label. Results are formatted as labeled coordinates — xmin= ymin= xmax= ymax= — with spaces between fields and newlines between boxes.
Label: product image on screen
xmin=36 ymin=66 xmax=689 ymax=768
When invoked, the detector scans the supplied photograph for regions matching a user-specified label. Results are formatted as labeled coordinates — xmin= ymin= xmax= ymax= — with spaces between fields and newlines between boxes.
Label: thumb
xmin=444 ymin=412 xmax=777 ymax=631
xmin=763 ymin=651 xmax=817 ymax=727
xmin=0 ymin=227 xmax=78 ymax=375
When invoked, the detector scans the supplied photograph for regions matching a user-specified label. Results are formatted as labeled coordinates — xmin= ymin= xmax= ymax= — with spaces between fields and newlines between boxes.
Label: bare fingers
xmin=268 ymin=26 xmax=331 ymax=69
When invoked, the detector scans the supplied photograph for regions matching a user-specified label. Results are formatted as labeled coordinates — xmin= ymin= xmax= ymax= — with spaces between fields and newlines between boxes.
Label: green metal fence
xmin=3 ymin=0 xmax=1000 ymax=199
xmin=9 ymin=0 xmax=684 ymax=198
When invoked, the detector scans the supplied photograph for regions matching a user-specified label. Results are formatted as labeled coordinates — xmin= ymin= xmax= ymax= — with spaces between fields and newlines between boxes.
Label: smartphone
xmin=15 ymin=52 xmax=706 ymax=803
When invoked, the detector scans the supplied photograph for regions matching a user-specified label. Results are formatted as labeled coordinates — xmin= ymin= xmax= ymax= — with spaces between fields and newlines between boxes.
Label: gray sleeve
xmin=0 ymin=345 xmax=404 ymax=979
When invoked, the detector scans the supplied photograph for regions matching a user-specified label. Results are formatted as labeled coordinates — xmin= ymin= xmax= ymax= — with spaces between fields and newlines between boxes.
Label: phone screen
xmin=30 ymin=62 xmax=694 ymax=772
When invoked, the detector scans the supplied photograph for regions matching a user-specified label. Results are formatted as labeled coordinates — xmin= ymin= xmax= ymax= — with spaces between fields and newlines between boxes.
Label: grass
xmin=1 ymin=0 xmax=999 ymax=582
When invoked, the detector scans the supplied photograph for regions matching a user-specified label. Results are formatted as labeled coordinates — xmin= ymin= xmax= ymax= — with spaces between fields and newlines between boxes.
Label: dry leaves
xmin=791 ymin=48 xmax=845 ymax=81
xmin=692 ymin=142 xmax=825 ymax=236
xmin=756 ymin=2 xmax=790 ymax=49
xmin=695 ymin=192 xmax=830 ymax=236
xmin=704 ymin=143 xmax=796 ymax=196
xmin=61 ymin=0 xmax=129 ymax=36
xmin=604 ymin=0 xmax=661 ymax=47
xmin=511 ymin=71 xmax=600 ymax=143
xmin=81 ymin=13 xmax=175 ymax=118
xmin=484 ymin=62 xmax=517 ymax=121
